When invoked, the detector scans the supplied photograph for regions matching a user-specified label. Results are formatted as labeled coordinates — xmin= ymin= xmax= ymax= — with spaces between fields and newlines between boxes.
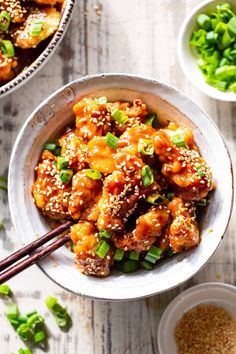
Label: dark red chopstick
xmin=0 ymin=234 xmax=70 ymax=284
xmin=0 ymin=220 xmax=73 ymax=272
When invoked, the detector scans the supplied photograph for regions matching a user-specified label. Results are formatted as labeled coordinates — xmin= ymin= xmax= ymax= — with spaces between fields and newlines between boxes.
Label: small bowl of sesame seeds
xmin=158 ymin=282 xmax=236 ymax=354
xmin=8 ymin=74 xmax=233 ymax=300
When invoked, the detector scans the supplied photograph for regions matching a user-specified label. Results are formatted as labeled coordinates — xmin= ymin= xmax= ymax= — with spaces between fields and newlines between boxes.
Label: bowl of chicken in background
xmin=0 ymin=0 xmax=75 ymax=97
xmin=8 ymin=74 xmax=233 ymax=300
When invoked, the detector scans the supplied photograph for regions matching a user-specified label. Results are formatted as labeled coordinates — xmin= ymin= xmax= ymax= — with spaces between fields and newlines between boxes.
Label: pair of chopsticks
xmin=0 ymin=221 xmax=73 ymax=284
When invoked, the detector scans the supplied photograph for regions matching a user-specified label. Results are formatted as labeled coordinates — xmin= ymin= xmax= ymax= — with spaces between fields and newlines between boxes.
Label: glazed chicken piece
xmin=0 ymin=1 xmax=26 ymax=23
xmin=59 ymin=129 xmax=88 ymax=171
xmin=68 ymin=169 xmax=102 ymax=221
xmin=32 ymin=157 xmax=71 ymax=219
xmin=162 ymin=122 xmax=197 ymax=151
xmin=73 ymin=98 xmax=112 ymax=141
xmin=117 ymin=124 xmax=155 ymax=156
xmin=87 ymin=136 xmax=116 ymax=174
xmin=96 ymin=153 xmax=160 ymax=232
xmin=168 ymin=197 xmax=199 ymax=253
xmin=12 ymin=7 xmax=60 ymax=49
xmin=107 ymin=99 xmax=148 ymax=135
xmin=156 ymin=224 xmax=171 ymax=253
xmin=113 ymin=206 xmax=169 ymax=252
xmin=70 ymin=221 xmax=114 ymax=277
xmin=152 ymin=130 xmax=214 ymax=201
xmin=0 ymin=51 xmax=18 ymax=82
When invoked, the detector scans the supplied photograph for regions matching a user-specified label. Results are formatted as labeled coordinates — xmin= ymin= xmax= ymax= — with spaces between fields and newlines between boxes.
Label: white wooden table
xmin=0 ymin=1 xmax=235 ymax=353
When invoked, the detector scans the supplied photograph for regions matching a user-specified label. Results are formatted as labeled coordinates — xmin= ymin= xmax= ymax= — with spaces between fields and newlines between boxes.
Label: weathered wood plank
xmin=0 ymin=1 xmax=235 ymax=353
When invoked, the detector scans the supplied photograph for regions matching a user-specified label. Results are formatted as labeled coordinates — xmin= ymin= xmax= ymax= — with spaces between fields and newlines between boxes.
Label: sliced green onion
xmin=45 ymin=296 xmax=70 ymax=329
xmin=114 ymin=248 xmax=125 ymax=261
xmin=105 ymin=132 xmax=118 ymax=148
xmin=18 ymin=350 xmax=32 ymax=354
xmin=166 ymin=246 xmax=173 ymax=257
xmin=141 ymin=260 xmax=153 ymax=270
xmin=60 ymin=169 xmax=73 ymax=184
xmin=0 ymin=284 xmax=11 ymax=295
xmin=172 ymin=134 xmax=189 ymax=149
xmin=138 ymin=138 xmax=154 ymax=155
xmin=98 ymin=229 xmax=112 ymax=239
xmin=57 ymin=156 xmax=68 ymax=170
xmin=31 ymin=21 xmax=43 ymax=37
xmin=18 ymin=316 xmax=27 ymax=324
xmin=228 ymin=16 xmax=236 ymax=36
xmin=0 ymin=40 xmax=14 ymax=57
xmin=86 ymin=169 xmax=102 ymax=180
xmin=43 ymin=143 xmax=57 ymax=151
xmin=116 ymin=260 xmax=139 ymax=273
xmin=141 ymin=165 xmax=154 ymax=187
xmin=27 ymin=313 xmax=44 ymax=331
xmin=26 ymin=310 xmax=37 ymax=318
xmin=166 ymin=192 xmax=175 ymax=201
xmin=144 ymin=246 xmax=163 ymax=264
xmin=145 ymin=113 xmax=158 ymax=128
xmin=17 ymin=323 xmax=31 ymax=342
xmin=146 ymin=193 xmax=164 ymax=205
xmin=34 ymin=330 xmax=46 ymax=343
xmin=10 ymin=319 xmax=20 ymax=329
xmin=195 ymin=164 xmax=206 ymax=177
xmin=129 ymin=251 xmax=139 ymax=261
xmin=94 ymin=96 xmax=107 ymax=104
xmin=6 ymin=303 xmax=19 ymax=320
xmin=206 ymin=31 xmax=218 ymax=45
xmin=0 ymin=176 xmax=7 ymax=191
xmin=196 ymin=14 xmax=211 ymax=30
xmin=196 ymin=198 xmax=208 ymax=207
xmin=96 ymin=240 xmax=110 ymax=258
xmin=111 ymin=109 xmax=128 ymax=125
xmin=0 ymin=11 xmax=11 ymax=31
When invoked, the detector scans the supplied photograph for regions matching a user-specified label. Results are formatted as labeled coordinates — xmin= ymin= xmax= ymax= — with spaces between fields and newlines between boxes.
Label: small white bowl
xmin=178 ymin=0 xmax=236 ymax=101
xmin=158 ymin=282 xmax=236 ymax=354
xmin=0 ymin=0 xmax=76 ymax=98
xmin=8 ymin=74 xmax=233 ymax=301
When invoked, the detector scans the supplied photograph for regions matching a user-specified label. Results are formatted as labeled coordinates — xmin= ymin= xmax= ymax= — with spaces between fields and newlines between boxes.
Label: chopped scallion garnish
xmin=43 ymin=143 xmax=57 ymax=152
xmin=166 ymin=246 xmax=173 ymax=257
xmin=0 ymin=39 xmax=14 ymax=57
xmin=141 ymin=165 xmax=154 ymax=187
xmin=145 ymin=113 xmax=158 ymax=128
xmin=86 ymin=169 xmax=102 ymax=180
xmin=195 ymin=164 xmax=206 ymax=177
xmin=111 ymin=109 xmax=128 ymax=125
xmin=129 ymin=251 xmax=139 ymax=261
xmin=0 ymin=176 xmax=7 ymax=191
xmin=57 ymin=156 xmax=68 ymax=170
xmin=95 ymin=240 xmax=110 ymax=258
xmin=0 ymin=284 xmax=11 ymax=295
xmin=140 ymin=260 xmax=153 ymax=270
xmin=31 ymin=21 xmax=43 ymax=37
xmin=94 ymin=96 xmax=107 ymax=104
xmin=145 ymin=246 xmax=163 ymax=264
xmin=34 ymin=330 xmax=46 ymax=343
xmin=98 ymin=229 xmax=112 ymax=239
xmin=172 ymin=134 xmax=189 ymax=149
xmin=116 ymin=260 xmax=139 ymax=273
xmin=60 ymin=169 xmax=73 ymax=184
xmin=105 ymin=132 xmax=118 ymax=148
xmin=166 ymin=191 xmax=175 ymax=201
xmin=17 ymin=323 xmax=31 ymax=342
xmin=196 ymin=198 xmax=208 ymax=207
xmin=138 ymin=138 xmax=154 ymax=155
xmin=0 ymin=11 xmax=11 ymax=31
xmin=114 ymin=248 xmax=125 ymax=261
xmin=146 ymin=193 xmax=164 ymax=205
xmin=45 ymin=296 xmax=70 ymax=329
xmin=6 ymin=303 xmax=19 ymax=320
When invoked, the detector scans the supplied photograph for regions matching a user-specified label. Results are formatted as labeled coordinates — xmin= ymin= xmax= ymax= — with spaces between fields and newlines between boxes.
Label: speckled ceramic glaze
xmin=178 ymin=0 xmax=236 ymax=101
xmin=8 ymin=74 xmax=234 ymax=301
xmin=0 ymin=0 xmax=76 ymax=98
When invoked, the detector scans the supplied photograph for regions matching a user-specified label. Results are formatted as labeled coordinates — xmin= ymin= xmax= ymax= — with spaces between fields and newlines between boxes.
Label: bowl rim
xmin=177 ymin=0 xmax=236 ymax=102
xmin=157 ymin=282 xmax=236 ymax=353
xmin=8 ymin=73 xmax=234 ymax=300
xmin=0 ymin=0 xmax=76 ymax=98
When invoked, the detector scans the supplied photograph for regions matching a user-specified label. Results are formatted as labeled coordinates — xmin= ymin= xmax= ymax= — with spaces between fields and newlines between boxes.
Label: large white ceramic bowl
xmin=8 ymin=74 xmax=233 ymax=301
xmin=178 ymin=0 xmax=236 ymax=101
xmin=0 ymin=0 xmax=76 ymax=98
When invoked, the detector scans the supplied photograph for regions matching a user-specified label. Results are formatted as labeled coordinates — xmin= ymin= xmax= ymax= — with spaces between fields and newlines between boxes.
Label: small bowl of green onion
xmin=178 ymin=0 xmax=236 ymax=101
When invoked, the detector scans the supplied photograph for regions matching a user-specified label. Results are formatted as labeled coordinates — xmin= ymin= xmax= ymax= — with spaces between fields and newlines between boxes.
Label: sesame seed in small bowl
xmin=158 ymin=282 xmax=236 ymax=354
